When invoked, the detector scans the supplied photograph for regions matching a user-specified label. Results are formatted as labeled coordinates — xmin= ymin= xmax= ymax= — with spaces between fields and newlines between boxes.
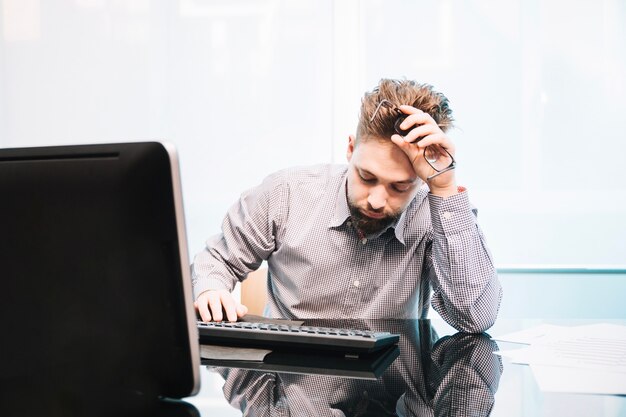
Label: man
xmin=192 ymin=79 xmax=502 ymax=333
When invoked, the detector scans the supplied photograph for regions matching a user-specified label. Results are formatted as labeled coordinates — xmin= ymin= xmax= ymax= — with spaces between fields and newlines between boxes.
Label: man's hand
xmin=194 ymin=289 xmax=248 ymax=322
xmin=390 ymin=105 xmax=458 ymax=198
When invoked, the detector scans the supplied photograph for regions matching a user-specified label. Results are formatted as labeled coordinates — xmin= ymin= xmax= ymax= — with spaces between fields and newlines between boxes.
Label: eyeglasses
xmin=370 ymin=99 xmax=456 ymax=180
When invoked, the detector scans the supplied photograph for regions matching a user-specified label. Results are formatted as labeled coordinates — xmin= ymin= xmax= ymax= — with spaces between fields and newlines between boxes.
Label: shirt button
xmin=361 ymin=238 xmax=367 ymax=244
xmin=347 ymin=221 xmax=352 ymax=227
xmin=353 ymin=280 xmax=360 ymax=287
xmin=443 ymin=211 xmax=452 ymax=220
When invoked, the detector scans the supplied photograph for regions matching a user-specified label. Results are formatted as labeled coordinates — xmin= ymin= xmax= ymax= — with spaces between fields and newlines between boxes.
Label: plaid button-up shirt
xmin=192 ymin=164 xmax=501 ymax=332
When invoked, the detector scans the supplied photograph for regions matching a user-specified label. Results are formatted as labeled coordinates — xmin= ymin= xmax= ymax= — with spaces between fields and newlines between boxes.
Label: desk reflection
xmin=207 ymin=319 xmax=502 ymax=416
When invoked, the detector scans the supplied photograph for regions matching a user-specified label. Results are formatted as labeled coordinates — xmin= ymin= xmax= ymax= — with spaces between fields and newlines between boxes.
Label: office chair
xmin=241 ymin=268 xmax=268 ymax=316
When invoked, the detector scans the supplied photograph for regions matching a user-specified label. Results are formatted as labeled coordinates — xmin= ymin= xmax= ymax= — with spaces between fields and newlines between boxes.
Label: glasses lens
xmin=394 ymin=116 xmax=410 ymax=136
xmin=424 ymin=145 xmax=454 ymax=172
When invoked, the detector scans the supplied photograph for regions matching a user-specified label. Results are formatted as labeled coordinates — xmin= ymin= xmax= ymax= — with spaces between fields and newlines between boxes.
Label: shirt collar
xmin=394 ymin=185 xmax=430 ymax=243
xmin=328 ymin=173 xmax=351 ymax=228
xmin=393 ymin=210 xmax=408 ymax=245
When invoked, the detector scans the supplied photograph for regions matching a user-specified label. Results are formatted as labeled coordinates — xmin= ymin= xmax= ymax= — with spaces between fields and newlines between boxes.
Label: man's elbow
xmin=455 ymin=288 xmax=502 ymax=333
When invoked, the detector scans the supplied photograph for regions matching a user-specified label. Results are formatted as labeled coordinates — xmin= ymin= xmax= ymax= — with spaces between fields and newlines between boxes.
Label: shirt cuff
xmin=428 ymin=187 xmax=476 ymax=234
xmin=192 ymin=277 xmax=232 ymax=301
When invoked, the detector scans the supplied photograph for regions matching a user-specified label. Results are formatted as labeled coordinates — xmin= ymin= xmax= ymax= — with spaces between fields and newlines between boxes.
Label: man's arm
xmin=425 ymin=190 xmax=502 ymax=332
xmin=192 ymin=171 xmax=287 ymax=321
xmin=430 ymin=332 xmax=503 ymax=416
xmin=215 ymin=368 xmax=284 ymax=414
xmin=389 ymin=105 xmax=501 ymax=332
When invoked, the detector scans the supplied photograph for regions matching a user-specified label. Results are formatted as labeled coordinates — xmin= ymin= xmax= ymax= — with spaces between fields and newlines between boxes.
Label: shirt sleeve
xmin=429 ymin=333 xmax=502 ymax=416
xmin=191 ymin=171 xmax=288 ymax=300
xmin=217 ymin=368 xmax=284 ymax=415
xmin=425 ymin=190 xmax=502 ymax=333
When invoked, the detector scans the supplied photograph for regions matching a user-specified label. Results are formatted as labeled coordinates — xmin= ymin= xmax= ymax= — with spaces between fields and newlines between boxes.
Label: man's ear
xmin=347 ymin=135 xmax=356 ymax=162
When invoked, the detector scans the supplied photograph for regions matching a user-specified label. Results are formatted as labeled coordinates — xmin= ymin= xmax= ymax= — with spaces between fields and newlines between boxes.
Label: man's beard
xmin=347 ymin=199 xmax=401 ymax=236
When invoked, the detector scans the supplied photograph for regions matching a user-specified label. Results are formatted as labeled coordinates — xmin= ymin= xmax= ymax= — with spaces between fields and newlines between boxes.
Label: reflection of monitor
xmin=0 ymin=142 xmax=200 ymax=405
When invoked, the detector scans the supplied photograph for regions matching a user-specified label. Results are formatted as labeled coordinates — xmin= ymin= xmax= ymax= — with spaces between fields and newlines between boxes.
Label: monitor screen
xmin=0 ymin=142 xmax=200 ymax=406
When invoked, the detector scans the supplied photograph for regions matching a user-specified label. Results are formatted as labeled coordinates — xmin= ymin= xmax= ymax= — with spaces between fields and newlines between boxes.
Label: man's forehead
xmin=355 ymin=163 xmax=417 ymax=184
xmin=352 ymin=141 xmax=417 ymax=183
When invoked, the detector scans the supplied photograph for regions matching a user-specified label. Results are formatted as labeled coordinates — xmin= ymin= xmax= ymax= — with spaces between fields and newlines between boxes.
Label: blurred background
xmin=1 ymin=0 xmax=625 ymax=319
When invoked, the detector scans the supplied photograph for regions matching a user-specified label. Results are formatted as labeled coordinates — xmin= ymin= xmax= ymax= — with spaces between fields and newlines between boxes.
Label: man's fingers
xmin=195 ymin=290 xmax=246 ymax=322
xmin=196 ymin=295 xmax=213 ymax=322
xmin=391 ymin=134 xmax=421 ymax=160
xmin=391 ymin=133 xmax=413 ymax=149
xmin=236 ymin=303 xmax=249 ymax=317
xmin=414 ymin=133 xmax=455 ymax=155
xmin=402 ymin=124 xmax=435 ymax=144
xmin=398 ymin=111 xmax=432 ymax=131
xmin=219 ymin=291 xmax=238 ymax=322
xmin=207 ymin=292 xmax=224 ymax=322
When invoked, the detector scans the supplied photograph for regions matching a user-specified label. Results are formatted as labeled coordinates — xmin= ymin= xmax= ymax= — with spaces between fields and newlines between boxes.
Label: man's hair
xmin=357 ymin=79 xmax=454 ymax=141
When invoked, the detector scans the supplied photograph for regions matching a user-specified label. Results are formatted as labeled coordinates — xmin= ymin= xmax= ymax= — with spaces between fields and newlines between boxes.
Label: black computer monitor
xmin=0 ymin=142 xmax=200 ymax=407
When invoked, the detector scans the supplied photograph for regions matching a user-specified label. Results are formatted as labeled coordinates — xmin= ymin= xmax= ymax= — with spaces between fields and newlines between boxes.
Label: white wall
xmin=1 ymin=0 xmax=625 ymax=266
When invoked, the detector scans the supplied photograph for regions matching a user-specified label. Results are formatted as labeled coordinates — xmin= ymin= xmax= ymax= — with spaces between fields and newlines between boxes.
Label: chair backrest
xmin=241 ymin=268 xmax=268 ymax=316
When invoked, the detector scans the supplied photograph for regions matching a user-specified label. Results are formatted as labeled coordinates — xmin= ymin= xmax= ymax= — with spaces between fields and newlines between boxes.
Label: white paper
xmin=493 ymin=324 xmax=565 ymax=345
xmin=493 ymin=347 xmax=534 ymax=365
xmin=494 ymin=322 xmax=626 ymax=395
xmin=525 ymin=324 xmax=626 ymax=373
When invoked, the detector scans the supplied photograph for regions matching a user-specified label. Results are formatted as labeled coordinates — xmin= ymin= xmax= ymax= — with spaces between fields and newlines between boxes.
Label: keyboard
xmin=197 ymin=321 xmax=400 ymax=355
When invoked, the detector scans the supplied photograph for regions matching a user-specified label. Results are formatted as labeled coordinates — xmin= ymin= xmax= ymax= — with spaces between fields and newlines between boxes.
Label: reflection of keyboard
xmin=201 ymin=345 xmax=400 ymax=380
xmin=197 ymin=321 xmax=400 ymax=355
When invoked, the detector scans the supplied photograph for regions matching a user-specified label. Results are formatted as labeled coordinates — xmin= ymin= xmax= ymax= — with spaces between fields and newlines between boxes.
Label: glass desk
xmin=3 ymin=318 xmax=624 ymax=416
xmin=187 ymin=318 xmax=626 ymax=417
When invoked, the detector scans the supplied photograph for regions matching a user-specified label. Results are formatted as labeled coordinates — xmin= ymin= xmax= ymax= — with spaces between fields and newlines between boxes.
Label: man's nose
xmin=367 ymin=186 xmax=387 ymax=211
